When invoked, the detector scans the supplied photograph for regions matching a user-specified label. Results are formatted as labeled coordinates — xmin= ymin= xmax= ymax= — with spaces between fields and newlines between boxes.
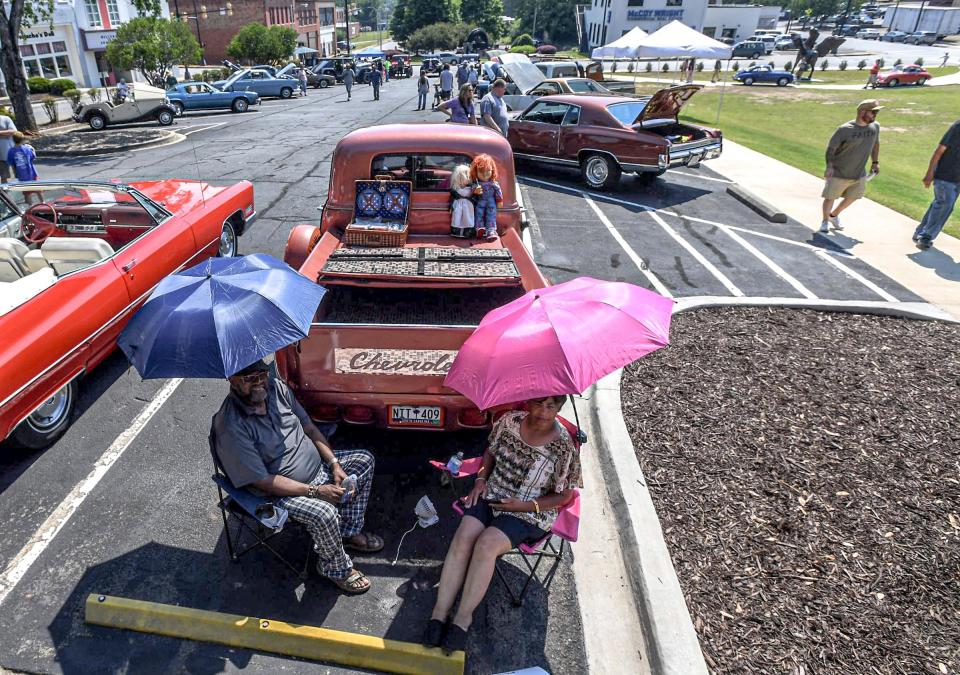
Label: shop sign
xmin=334 ymin=348 xmax=458 ymax=376
xmin=21 ymin=30 xmax=55 ymax=40
xmin=83 ymin=30 xmax=117 ymax=50
xmin=627 ymin=9 xmax=684 ymax=21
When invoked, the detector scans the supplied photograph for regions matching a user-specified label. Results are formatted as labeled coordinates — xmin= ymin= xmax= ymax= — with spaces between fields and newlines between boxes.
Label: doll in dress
xmin=449 ymin=164 xmax=475 ymax=238
xmin=470 ymin=154 xmax=501 ymax=239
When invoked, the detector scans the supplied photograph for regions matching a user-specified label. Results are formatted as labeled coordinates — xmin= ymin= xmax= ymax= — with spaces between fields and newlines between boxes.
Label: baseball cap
xmin=857 ymin=99 xmax=883 ymax=113
xmin=233 ymin=358 xmax=271 ymax=377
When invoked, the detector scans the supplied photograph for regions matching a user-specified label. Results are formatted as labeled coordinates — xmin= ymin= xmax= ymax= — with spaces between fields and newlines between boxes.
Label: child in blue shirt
xmin=7 ymin=132 xmax=38 ymax=182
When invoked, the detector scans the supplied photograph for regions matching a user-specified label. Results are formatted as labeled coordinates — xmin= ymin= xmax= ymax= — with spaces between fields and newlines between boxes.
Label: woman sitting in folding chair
xmin=424 ymin=395 xmax=581 ymax=653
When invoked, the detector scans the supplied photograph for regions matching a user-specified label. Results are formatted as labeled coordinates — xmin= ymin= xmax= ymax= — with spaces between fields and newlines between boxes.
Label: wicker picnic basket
xmin=344 ymin=178 xmax=412 ymax=247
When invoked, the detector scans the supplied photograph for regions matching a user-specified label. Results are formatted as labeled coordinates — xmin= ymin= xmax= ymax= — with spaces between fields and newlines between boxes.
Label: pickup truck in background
xmin=279 ymin=124 xmax=547 ymax=431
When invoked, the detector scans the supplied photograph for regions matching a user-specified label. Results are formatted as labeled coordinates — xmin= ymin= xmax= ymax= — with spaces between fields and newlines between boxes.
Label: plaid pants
xmin=278 ymin=449 xmax=374 ymax=579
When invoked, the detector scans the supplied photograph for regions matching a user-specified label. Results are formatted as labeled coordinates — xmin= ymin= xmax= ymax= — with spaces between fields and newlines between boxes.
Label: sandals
xmin=326 ymin=569 xmax=370 ymax=595
xmin=442 ymin=623 xmax=468 ymax=654
xmin=422 ymin=618 xmax=446 ymax=648
xmin=343 ymin=532 xmax=385 ymax=553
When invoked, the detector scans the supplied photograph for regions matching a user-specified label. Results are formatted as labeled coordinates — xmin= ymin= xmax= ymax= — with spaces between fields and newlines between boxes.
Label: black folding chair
xmin=208 ymin=421 xmax=311 ymax=580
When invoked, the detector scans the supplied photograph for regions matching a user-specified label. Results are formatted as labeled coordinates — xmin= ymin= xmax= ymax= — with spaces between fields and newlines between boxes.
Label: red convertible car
xmin=0 ymin=180 xmax=255 ymax=449
xmin=508 ymin=85 xmax=722 ymax=190
xmin=874 ymin=64 xmax=931 ymax=87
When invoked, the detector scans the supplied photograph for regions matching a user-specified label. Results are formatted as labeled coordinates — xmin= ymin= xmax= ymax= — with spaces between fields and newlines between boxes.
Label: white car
xmin=775 ymin=36 xmax=797 ymax=50
xmin=856 ymin=28 xmax=881 ymax=39
xmin=750 ymin=35 xmax=778 ymax=54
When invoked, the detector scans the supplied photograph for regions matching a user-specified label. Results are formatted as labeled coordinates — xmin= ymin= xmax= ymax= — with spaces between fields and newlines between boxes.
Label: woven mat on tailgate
xmin=320 ymin=247 xmax=520 ymax=279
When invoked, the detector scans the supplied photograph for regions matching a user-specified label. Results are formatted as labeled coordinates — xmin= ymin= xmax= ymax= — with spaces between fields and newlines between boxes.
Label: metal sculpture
xmin=465 ymin=28 xmax=490 ymax=54
xmin=791 ymin=29 xmax=846 ymax=79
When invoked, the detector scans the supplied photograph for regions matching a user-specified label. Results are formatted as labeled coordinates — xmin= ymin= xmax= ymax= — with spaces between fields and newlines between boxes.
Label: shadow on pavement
xmin=47 ymin=428 xmax=568 ymax=674
xmin=907 ymin=246 xmax=960 ymax=281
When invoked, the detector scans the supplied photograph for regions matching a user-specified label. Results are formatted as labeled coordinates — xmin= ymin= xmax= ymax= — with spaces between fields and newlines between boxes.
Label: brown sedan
xmin=508 ymin=85 xmax=722 ymax=190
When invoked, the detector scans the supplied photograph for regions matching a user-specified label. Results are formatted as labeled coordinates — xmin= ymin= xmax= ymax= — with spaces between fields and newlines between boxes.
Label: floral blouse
xmin=484 ymin=411 xmax=582 ymax=530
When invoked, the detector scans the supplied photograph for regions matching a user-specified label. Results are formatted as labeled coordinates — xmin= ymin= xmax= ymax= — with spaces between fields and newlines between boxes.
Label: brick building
xmin=167 ymin=0 xmax=338 ymax=65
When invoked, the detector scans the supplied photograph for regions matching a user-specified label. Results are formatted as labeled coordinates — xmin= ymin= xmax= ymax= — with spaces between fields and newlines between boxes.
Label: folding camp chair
xmin=430 ymin=412 xmax=585 ymax=606
xmin=208 ymin=421 xmax=311 ymax=580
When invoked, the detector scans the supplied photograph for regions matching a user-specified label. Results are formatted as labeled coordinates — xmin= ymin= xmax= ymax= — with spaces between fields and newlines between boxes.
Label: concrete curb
xmin=589 ymin=297 xmax=957 ymax=674
xmin=726 ymin=184 xmax=787 ymax=223
xmin=39 ymin=130 xmax=184 ymax=157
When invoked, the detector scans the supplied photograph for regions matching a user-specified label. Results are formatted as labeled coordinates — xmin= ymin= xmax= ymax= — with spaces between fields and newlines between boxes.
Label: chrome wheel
xmin=218 ymin=220 xmax=237 ymax=257
xmin=89 ymin=114 xmax=106 ymax=130
xmin=27 ymin=385 xmax=73 ymax=433
xmin=585 ymin=156 xmax=608 ymax=184
xmin=172 ymin=102 xmax=184 ymax=117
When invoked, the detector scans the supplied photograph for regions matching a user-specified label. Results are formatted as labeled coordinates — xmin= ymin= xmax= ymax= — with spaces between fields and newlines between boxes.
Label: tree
xmin=506 ymin=0 xmax=578 ymax=45
xmin=460 ymin=0 xmax=503 ymax=40
xmin=227 ymin=23 xmax=299 ymax=64
xmin=0 ymin=0 xmax=162 ymax=132
xmin=406 ymin=22 xmax=471 ymax=52
xmin=391 ymin=0 xmax=456 ymax=43
xmin=106 ymin=17 xmax=201 ymax=83
xmin=356 ymin=0 xmax=383 ymax=29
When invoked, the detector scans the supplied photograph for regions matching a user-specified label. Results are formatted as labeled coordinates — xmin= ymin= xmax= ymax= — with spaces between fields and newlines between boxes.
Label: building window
xmin=85 ymin=0 xmax=102 ymax=27
xmin=20 ymin=39 xmax=74 ymax=80
xmin=106 ymin=0 xmax=121 ymax=24
xmin=627 ymin=0 xmax=643 ymax=5
xmin=665 ymin=0 xmax=682 ymax=5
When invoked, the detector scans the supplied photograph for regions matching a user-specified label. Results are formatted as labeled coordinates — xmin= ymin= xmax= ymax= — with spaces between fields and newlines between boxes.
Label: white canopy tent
xmin=590 ymin=27 xmax=649 ymax=59
xmin=636 ymin=21 xmax=732 ymax=59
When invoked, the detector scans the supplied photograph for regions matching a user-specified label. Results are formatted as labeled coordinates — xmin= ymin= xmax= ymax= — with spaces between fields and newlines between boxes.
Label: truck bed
xmin=320 ymin=284 xmax=524 ymax=325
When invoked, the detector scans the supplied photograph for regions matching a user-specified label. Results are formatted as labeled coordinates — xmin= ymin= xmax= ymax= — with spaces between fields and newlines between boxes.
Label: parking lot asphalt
xmin=0 ymin=74 xmax=925 ymax=674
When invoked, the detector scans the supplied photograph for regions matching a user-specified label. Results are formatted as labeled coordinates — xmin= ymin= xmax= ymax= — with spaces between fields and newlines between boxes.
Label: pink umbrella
xmin=444 ymin=277 xmax=674 ymax=409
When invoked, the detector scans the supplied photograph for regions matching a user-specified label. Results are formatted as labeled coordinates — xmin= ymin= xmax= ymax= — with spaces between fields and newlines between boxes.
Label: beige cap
xmin=857 ymin=99 xmax=884 ymax=113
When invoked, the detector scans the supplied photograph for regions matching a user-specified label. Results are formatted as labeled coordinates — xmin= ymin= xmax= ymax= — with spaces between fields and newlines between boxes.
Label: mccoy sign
xmin=335 ymin=348 xmax=458 ymax=376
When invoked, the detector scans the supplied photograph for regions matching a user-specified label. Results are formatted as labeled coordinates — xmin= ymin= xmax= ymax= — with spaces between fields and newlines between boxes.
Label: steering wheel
xmin=21 ymin=202 xmax=59 ymax=244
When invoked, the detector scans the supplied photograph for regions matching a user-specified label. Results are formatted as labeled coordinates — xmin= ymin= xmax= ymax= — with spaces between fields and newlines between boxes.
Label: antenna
xmin=189 ymin=126 xmax=206 ymax=208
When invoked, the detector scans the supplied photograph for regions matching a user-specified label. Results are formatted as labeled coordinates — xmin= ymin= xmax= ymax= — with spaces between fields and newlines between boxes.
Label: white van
xmin=534 ymin=61 xmax=582 ymax=79
xmin=750 ymin=35 xmax=778 ymax=54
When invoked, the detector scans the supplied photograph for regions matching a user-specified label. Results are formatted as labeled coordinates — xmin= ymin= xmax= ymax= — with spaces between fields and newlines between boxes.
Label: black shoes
xmin=916 ymin=237 xmax=932 ymax=250
xmin=422 ymin=618 xmax=445 ymax=648
xmin=441 ymin=623 xmax=468 ymax=654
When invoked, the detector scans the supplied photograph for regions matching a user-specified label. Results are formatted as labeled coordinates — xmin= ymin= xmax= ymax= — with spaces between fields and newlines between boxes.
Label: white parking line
xmin=0 ymin=378 xmax=183 ymax=607
xmin=645 ymin=210 xmax=745 ymax=297
xmin=712 ymin=222 xmax=817 ymax=299
xmin=181 ymin=122 xmax=228 ymax=136
xmin=723 ymin=224 xmax=857 ymax=258
xmin=666 ymin=170 xmax=734 ymax=184
xmin=814 ymin=250 xmax=898 ymax=302
xmin=583 ymin=196 xmax=672 ymax=297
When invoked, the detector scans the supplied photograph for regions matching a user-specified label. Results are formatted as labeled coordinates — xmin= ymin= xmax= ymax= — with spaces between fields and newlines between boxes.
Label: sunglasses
xmin=238 ymin=371 xmax=268 ymax=384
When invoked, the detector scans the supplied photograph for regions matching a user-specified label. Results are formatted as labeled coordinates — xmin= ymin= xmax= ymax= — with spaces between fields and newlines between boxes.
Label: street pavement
xmin=1 ymin=67 xmax=953 ymax=674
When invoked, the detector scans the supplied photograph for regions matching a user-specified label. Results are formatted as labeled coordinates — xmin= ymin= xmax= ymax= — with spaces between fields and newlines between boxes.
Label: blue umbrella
xmin=118 ymin=253 xmax=326 ymax=379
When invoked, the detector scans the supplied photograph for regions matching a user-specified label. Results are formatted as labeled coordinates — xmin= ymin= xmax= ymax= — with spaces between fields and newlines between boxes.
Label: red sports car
xmin=508 ymin=85 xmax=722 ymax=190
xmin=0 ymin=179 xmax=255 ymax=449
xmin=875 ymin=64 xmax=931 ymax=87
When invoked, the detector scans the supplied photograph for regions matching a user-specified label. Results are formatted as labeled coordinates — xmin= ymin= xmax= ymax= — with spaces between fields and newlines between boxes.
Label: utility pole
xmin=913 ymin=0 xmax=927 ymax=32
xmin=532 ymin=1 xmax=538 ymax=41
xmin=837 ymin=0 xmax=853 ymax=35
xmin=888 ymin=0 xmax=902 ymax=32
xmin=343 ymin=0 xmax=352 ymax=56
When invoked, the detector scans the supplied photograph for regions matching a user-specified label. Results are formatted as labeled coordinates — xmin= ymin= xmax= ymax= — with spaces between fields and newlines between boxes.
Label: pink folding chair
xmin=429 ymin=415 xmax=583 ymax=606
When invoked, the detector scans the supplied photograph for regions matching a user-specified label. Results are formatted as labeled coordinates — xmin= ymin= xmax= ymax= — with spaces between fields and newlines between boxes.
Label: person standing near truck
xmin=368 ymin=65 xmax=382 ymax=101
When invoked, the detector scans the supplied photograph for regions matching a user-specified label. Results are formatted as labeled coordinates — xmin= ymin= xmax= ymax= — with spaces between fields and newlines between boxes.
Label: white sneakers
xmin=819 ymin=215 xmax=843 ymax=233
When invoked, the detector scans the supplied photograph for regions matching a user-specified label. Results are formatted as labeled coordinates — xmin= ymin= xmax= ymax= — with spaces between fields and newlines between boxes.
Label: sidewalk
xmin=711 ymin=140 xmax=960 ymax=319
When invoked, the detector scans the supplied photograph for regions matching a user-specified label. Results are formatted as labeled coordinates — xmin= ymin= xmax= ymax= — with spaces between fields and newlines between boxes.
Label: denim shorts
xmin=462 ymin=498 xmax=548 ymax=548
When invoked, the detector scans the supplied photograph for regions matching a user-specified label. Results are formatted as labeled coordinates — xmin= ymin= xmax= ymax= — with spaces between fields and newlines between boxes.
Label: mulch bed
xmin=620 ymin=307 xmax=960 ymax=674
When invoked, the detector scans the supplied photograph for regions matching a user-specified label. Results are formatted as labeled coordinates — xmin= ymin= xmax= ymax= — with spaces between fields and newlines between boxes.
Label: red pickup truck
xmin=279 ymin=124 xmax=547 ymax=431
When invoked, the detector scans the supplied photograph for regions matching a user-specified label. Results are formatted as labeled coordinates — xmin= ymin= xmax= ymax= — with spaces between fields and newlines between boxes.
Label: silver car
xmin=907 ymin=31 xmax=937 ymax=45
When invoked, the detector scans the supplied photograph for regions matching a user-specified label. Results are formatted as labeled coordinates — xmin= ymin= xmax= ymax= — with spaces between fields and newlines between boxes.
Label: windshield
xmin=607 ymin=101 xmax=648 ymax=126
xmin=567 ymin=79 xmax=607 ymax=93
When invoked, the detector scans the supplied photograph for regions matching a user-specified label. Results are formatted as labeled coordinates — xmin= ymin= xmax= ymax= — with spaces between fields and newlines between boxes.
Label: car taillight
xmin=343 ymin=405 xmax=375 ymax=424
xmin=458 ymin=408 xmax=489 ymax=428
xmin=313 ymin=405 xmax=340 ymax=422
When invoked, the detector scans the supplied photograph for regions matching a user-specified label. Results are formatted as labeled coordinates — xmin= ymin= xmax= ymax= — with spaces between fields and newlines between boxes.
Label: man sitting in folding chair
xmin=212 ymin=359 xmax=384 ymax=594
xmin=423 ymin=395 xmax=581 ymax=653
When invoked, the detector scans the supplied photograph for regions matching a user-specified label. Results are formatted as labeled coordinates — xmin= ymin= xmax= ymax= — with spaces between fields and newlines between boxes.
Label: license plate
xmin=389 ymin=405 xmax=444 ymax=428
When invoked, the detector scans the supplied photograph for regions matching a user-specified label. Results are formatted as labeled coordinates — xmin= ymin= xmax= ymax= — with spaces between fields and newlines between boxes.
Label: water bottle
xmin=341 ymin=474 xmax=358 ymax=504
xmin=446 ymin=451 xmax=464 ymax=476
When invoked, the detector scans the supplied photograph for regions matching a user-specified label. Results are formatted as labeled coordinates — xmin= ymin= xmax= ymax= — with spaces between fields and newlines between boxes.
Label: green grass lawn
xmin=678 ymin=86 xmax=960 ymax=239
xmin=353 ymin=30 xmax=391 ymax=49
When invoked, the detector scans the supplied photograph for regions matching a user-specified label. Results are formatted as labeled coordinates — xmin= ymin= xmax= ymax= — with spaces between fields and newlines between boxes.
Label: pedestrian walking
xmin=368 ymin=65 xmax=382 ymax=101
xmin=711 ymin=59 xmax=722 ymax=83
xmin=468 ymin=66 xmax=478 ymax=87
xmin=416 ymin=72 xmax=430 ymax=110
xmin=456 ymin=61 xmax=470 ymax=89
xmin=6 ymin=132 xmax=39 ymax=203
xmin=864 ymin=60 xmax=880 ymax=89
xmin=439 ymin=64 xmax=454 ymax=101
xmin=913 ymin=119 xmax=960 ymax=250
xmin=382 ymin=60 xmax=390 ymax=82
xmin=438 ymin=84 xmax=478 ymax=125
xmin=480 ymin=79 xmax=510 ymax=137
xmin=0 ymin=111 xmax=16 ymax=185
xmin=342 ymin=65 xmax=356 ymax=101
xmin=941 ymin=52 xmax=950 ymax=68
xmin=299 ymin=68 xmax=308 ymax=96
xmin=819 ymin=99 xmax=882 ymax=234
xmin=686 ymin=59 xmax=696 ymax=83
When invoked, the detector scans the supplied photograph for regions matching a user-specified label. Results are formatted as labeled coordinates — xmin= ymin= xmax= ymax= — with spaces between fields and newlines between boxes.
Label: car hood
xmin=632 ymin=85 xmax=701 ymax=125
xmin=131 ymin=180 xmax=229 ymax=215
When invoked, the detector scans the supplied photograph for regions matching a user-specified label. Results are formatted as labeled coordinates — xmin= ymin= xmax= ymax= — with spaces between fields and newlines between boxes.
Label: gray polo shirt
xmin=213 ymin=376 xmax=322 ymax=488
xmin=480 ymin=92 xmax=509 ymax=137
